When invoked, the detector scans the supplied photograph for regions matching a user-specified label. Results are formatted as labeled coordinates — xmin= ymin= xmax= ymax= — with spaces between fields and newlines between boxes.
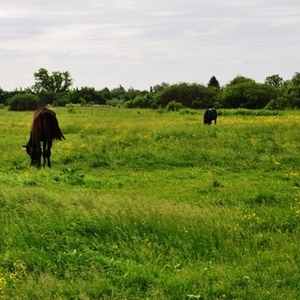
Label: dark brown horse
xmin=203 ymin=108 xmax=217 ymax=125
xmin=23 ymin=107 xmax=65 ymax=167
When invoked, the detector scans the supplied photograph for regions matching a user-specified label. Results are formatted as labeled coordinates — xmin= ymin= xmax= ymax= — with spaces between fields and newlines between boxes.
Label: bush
xmin=8 ymin=93 xmax=40 ymax=111
xmin=281 ymin=84 xmax=300 ymax=109
xmin=265 ymin=99 xmax=284 ymax=110
xmin=219 ymin=82 xmax=278 ymax=109
xmin=38 ymin=91 xmax=58 ymax=106
xmin=125 ymin=94 xmax=155 ymax=109
xmin=154 ymin=83 xmax=217 ymax=109
xmin=166 ymin=101 xmax=183 ymax=111
xmin=66 ymin=103 xmax=76 ymax=114
xmin=53 ymin=93 xmax=70 ymax=107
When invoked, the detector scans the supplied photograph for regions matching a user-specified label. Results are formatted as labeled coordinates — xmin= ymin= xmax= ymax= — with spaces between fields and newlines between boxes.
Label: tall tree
xmin=265 ymin=74 xmax=284 ymax=87
xmin=219 ymin=81 xmax=277 ymax=109
xmin=110 ymin=85 xmax=126 ymax=100
xmin=33 ymin=68 xmax=73 ymax=93
xmin=154 ymin=82 xmax=217 ymax=109
xmin=291 ymin=72 xmax=300 ymax=85
xmin=151 ymin=82 xmax=170 ymax=93
xmin=228 ymin=75 xmax=254 ymax=86
xmin=0 ymin=87 xmax=7 ymax=104
xmin=208 ymin=76 xmax=220 ymax=89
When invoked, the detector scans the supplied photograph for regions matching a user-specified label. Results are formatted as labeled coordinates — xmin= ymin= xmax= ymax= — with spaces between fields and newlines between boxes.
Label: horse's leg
xmin=46 ymin=140 xmax=53 ymax=167
xmin=42 ymin=141 xmax=47 ymax=167
xmin=37 ymin=147 xmax=42 ymax=168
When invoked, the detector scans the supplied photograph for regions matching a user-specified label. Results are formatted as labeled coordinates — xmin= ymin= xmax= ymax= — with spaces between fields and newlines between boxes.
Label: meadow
xmin=0 ymin=106 xmax=299 ymax=299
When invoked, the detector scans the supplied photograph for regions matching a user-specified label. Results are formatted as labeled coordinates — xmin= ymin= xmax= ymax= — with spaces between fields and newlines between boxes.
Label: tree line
xmin=1 ymin=68 xmax=300 ymax=111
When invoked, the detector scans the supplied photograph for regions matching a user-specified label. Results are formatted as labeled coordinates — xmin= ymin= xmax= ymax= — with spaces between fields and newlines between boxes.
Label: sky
xmin=1 ymin=0 xmax=300 ymax=91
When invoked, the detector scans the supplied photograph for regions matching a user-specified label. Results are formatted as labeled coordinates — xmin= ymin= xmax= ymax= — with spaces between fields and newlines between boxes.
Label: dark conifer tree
xmin=208 ymin=76 xmax=220 ymax=89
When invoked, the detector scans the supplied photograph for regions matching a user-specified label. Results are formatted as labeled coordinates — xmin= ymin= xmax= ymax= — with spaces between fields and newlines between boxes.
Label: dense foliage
xmin=33 ymin=68 xmax=73 ymax=93
xmin=218 ymin=81 xmax=277 ymax=109
xmin=2 ymin=69 xmax=300 ymax=110
xmin=8 ymin=93 xmax=40 ymax=111
xmin=154 ymin=82 xmax=217 ymax=109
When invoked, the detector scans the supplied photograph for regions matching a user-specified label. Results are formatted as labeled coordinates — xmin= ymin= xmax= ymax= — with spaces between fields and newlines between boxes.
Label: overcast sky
xmin=1 ymin=0 xmax=300 ymax=91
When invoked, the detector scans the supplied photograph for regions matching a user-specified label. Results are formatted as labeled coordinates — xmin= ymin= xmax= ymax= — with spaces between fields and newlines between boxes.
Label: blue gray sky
xmin=1 ymin=0 xmax=299 ymax=91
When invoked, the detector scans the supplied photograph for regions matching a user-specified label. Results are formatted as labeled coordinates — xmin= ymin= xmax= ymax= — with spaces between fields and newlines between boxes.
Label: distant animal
xmin=23 ymin=107 xmax=65 ymax=167
xmin=203 ymin=108 xmax=217 ymax=125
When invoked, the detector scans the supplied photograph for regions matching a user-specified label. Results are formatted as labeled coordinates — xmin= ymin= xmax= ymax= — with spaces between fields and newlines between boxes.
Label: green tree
xmin=33 ymin=68 xmax=73 ymax=93
xmin=0 ymin=87 xmax=9 ymax=105
xmin=208 ymin=76 xmax=220 ymax=89
xmin=100 ymin=87 xmax=112 ymax=101
xmin=265 ymin=74 xmax=284 ymax=87
xmin=219 ymin=81 xmax=277 ymax=109
xmin=278 ymin=73 xmax=300 ymax=108
xmin=110 ymin=85 xmax=126 ymax=100
xmin=125 ymin=93 xmax=155 ymax=109
xmin=123 ymin=88 xmax=147 ymax=102
xmin=8 ymin=93 xmax=40 ymax=111
xmin=38 ymin=91 xmax=60 ymax=106
xmin=285 ymin=85 xmax=300 ymax=108
xmin=290 ymin=72 xmax=300 ymax=86
xmin=228 ymin=75 xmax=254 ymax=86
xmin=151 ymin=82 xmax=170 ymax=94
xmin=154 ymin=83 xmax=217 ymax=109
xmin=77 ymin=87 xmax=106 ymax=105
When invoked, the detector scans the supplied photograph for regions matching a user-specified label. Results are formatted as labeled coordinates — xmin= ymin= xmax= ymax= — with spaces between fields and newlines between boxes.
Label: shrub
xmin=125 ymin=94 xmax=156 ymax=109
xmin=166 ymin=101 xmax=183 ymax=111
xmin=8 ymin=93 xmax=40 ymax=111
xmin=66 ymin=103 xmax=76 ymax=114
xmin=154 ymin=83 xmax=217 ymax=109
xmin=38 ymin=91 xmax=58 ymax=106
xmin=265 ymin=99 xmax=284 ymax=110
xmin=219 ymin=82 xmax=278 ymax=109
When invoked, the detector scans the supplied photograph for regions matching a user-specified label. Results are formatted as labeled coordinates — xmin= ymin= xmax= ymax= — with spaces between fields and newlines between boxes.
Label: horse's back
xmin=32 ymin=107 xmax=65 ymax=141
xmin=32 ymin=107 xmax=55 ymax=121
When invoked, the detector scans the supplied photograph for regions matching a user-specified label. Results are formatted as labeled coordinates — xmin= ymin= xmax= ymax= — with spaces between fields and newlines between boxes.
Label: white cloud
xmin=0 ymin=0 xmax=300 ymax=90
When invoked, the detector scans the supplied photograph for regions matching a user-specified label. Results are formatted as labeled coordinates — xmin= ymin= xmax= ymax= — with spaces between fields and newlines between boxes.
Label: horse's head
xmin=22 ymin=142 xmax=31 ymax=156
xmin=22 ymin=134 xmax=40 ymax=166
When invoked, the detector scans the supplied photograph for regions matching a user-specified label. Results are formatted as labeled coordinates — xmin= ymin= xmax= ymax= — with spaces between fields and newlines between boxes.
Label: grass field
xmin=0 ymin=106 xmax=299 ymax=299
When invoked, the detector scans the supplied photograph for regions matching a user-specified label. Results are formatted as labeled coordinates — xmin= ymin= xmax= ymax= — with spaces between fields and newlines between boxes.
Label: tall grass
xmin=0 ymin=107 xmax=299 ymax=299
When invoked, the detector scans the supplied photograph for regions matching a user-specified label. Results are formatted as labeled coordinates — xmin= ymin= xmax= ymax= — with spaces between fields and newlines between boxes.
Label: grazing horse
xmin=23 ymin=107 xmax=65 ymax=167
xmin=203 ymin=108 xmax=217 ymax=125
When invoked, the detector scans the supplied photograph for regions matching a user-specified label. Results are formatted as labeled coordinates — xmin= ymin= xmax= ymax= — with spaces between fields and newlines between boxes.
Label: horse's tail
xmin=53 ymin=118 xmax=65 ymax=140
xmin=42 ymin=110 xmax=65 ymax=140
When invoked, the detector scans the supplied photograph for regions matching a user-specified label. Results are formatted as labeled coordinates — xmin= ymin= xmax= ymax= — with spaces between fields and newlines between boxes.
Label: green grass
xmin=0 ymin=106 xmax=300 ymax=299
